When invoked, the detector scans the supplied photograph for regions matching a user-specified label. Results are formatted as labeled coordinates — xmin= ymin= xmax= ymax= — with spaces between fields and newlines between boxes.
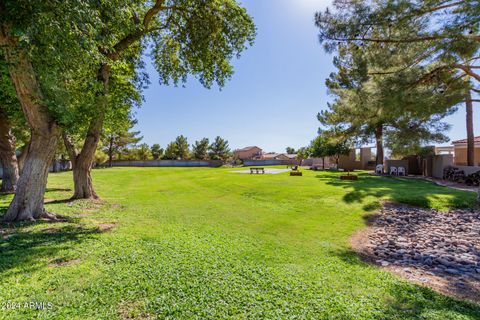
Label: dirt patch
xmin=351 ymin=202 xmax=480 ymax=304
xmin=118 ymin=301 xmax=153 ymax=320
xmin=49 ymin=258 xmax=81 ymax=267
xmin=42 ymin=227 xmax=60 ymax=234
xmin=97 ymin=223 xmax=117 ymax=232
xmin=0 ymin=229 xmax=16 ymax=240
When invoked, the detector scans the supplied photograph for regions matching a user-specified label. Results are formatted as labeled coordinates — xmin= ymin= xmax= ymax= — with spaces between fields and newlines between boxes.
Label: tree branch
xmin=62 ymin=132 xmax=78 ymax=164
xmin=453 ymin=64 xmax=480 ymax=82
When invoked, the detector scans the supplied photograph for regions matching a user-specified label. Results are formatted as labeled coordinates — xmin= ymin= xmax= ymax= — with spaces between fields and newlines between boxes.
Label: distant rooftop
xmin=236 ymin=146 xmax=261 ymax=152
xmin=452 ymin=136 xmax=480 ymax=144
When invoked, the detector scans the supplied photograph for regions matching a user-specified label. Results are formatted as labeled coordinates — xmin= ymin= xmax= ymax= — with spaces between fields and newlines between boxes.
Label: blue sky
xmin=134 ymin=0 xmax=479 ymax=152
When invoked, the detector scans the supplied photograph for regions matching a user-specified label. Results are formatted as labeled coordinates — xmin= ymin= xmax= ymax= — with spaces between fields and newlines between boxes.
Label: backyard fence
xmin=0 ymin=160 xmax=71 ymax=179
xmin=104 ymin=160 xmax=223 ymax=168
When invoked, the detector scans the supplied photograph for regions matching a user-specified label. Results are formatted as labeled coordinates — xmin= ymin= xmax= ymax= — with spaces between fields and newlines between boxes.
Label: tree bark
xmin=68 ymin=65 xmax=109 ymax=199
xmin=466 ymin=89 xmax=475 ymax=166
xmin=375 ymin=124 xmax=384 ymax=166
xmin=0 ymin=114 xmax=19 ymax=193
xmin=17 ymin=139 xmax=30 ymax=174
xmin=108 ymin=136 xmax=114 ymax=167
xmin=0 ymin=24 xmax=60 ymax=221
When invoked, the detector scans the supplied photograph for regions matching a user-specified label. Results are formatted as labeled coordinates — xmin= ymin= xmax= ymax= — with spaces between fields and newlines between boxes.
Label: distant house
xmin=233 ymin=146 xmax=263 ymax=160
xmin=283 ymin=154 xmax=298 ymax=160
xmin=451 ymin=136 xmax=480 ymax=165
xmin=260 ymin=153 xmax=297 ymax=161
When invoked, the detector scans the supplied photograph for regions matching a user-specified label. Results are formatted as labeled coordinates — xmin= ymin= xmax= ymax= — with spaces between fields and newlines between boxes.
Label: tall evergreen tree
xmin=208 ymin=136 xmax=231 ymax=162
xmin=192 ymin=138 xmax=210 ymax=160
xmin=151 ymin=144 xmax=164 ymax=160
xmin=316 ymin=0 xmax=479 ymax=164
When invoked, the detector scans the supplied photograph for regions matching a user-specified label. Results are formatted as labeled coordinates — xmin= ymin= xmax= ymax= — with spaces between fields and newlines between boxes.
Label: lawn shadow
xmin=0 ymin=221 xmax=101 ymax=276
xmin=316 ymin=172 xmax=476 ymax=209
xmin=45 ymin=188 xmax=73 ymax=192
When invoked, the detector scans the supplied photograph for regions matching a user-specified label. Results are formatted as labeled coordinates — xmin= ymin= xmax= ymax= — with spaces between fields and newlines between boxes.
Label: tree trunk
xmin=1 ymin=24 xmax=60 ymax=221
xmin=108 ymin=136 xmax=114 ymax=167
xmin=17 ymin=139 xmax=30 ymax=174
xmin=69 ymin=65 xmax=109 ymax=199
xmin=466 ymin=90 xmax=475 ymax=166
xmin=3 ymin=131 xmax=59 ymax=221
xmin=322 ymin=157 xmax=325 ymax=170
xmin=375 ymin=124 xmax=384 ymax=166
xmin=0 ymin=115 xmax=19 ymax=193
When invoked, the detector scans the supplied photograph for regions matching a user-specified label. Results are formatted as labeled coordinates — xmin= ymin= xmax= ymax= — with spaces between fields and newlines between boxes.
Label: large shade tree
xmin=317 ymin=17 xmax=467 ymax=163
xmin=0 ymin=0 xmax=255 ymax=221
xmin=69 ymin=0 xmax=256 ymax=199
xmin=0 ymin=0 xmax=102 ymax=221
xmin=316 ymin=0 xmax=479 ymax=164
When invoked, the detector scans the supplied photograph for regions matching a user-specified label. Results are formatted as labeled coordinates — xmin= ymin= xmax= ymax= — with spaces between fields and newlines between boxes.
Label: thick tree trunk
xmin=63 ymin=131 xmax=99 ymax=200
xmin=466 ymin=90 xmax=474 ymax=166
xmin=375 ymin=124 xmax=384 ymax=166
xmin=3 ymin=131 xmax=58 ymax=221
xmin=1 ymin=24 xmax=60 ymax=221
xmin=0 ymin=115 xmax=19 ymax=193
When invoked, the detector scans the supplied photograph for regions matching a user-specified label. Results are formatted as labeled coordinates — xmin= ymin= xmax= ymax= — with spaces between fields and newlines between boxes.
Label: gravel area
xmin=352 ymin=202 xmax=480 ymax=303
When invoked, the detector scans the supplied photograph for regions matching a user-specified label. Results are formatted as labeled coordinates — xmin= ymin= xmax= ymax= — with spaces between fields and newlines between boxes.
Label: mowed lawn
xmin=0 ymin=167 xmax=479 ymax=319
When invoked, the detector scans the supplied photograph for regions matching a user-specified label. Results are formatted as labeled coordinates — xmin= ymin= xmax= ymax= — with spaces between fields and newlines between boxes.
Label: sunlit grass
xmin=0 ymin=167 xmax=478 ymax=319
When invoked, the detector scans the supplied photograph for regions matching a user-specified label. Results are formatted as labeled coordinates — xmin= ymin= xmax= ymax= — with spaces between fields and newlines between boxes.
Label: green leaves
xmin=208 ymin=136 xmax=230 ymax=162
xmin=150 ymin=0 xmax=256 ymax=89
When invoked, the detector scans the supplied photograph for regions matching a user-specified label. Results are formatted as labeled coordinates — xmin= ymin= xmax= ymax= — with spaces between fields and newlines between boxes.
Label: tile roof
xmin=452 ymin=136 xmax=480 ymax=144
xmin=236 ymin=146 xmax=261 ymax=152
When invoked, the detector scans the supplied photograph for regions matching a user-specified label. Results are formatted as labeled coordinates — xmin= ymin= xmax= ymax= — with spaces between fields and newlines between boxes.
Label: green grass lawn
xmin=0 ymin=167 xmax=479 ymax=319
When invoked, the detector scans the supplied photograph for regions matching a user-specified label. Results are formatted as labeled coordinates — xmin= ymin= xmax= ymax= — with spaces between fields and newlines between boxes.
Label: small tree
xmin=163 ymin=142 xmax=178 ymax=160
xmin=296 ymin=147 xmax=310 ymax=165
xmin=102 ymin=128 xmax=143 ymax=167
xmin=192 ymin=138 xmax=210 ymax=160
xmin=286 ymin=147 xmax=296 ymax=154
xmin=309 ymin=136 xmax=330 ymax=169
xmin=327 ymin=142 xmax=351 ymax=167
xmin=209 ymin=136 xmax=231 ymax=162
xmin=174 ymin=135 xmax=190 ymax=160
xmin=310 ymin=133 xmax=351 ymax=168
xmin=136 ymin=143 xmax=151 ymax=161
xmin=151 ymin=144 xmax=164 ymax=160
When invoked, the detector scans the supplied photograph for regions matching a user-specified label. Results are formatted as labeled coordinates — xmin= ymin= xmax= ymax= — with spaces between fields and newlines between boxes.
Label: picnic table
xmin=286 ymin=165 xmax=298 ymax=171
xmin=250 ymin=167 xmax=265 ymax=174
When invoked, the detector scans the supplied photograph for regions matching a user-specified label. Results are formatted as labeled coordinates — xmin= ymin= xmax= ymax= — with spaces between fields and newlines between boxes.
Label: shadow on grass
xmin=316 ymin=172 xmax=476 ymax=209
xmin=46 ymin=188 xmax=72 ymax=192
xmin=0 ymin=221 xmax=101 ymax=275
xmin=331 ymin=248 xmax=480 ymax=317
xmin=0 ymin=192 xmax=101 ymax=274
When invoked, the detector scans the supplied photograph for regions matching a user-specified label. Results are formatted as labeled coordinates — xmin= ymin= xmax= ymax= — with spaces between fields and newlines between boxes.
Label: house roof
xmin=452 ymin=136 xmax=480 ymax=144
xmin=236 ymin=146 xmax=261 ymax=152
xmin=284 ymin=154 xmax=297 ymax=159
xmin=262 ymin=153 xmax=280 ymax=159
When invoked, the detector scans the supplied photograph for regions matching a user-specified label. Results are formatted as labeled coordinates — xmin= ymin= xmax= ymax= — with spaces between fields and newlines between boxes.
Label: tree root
xmin=40 ymin=210 xmax=68 ymax=222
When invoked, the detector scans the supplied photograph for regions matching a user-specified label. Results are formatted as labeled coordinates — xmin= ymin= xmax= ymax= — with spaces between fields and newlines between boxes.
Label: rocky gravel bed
xmin=362 ymin=202 xmax=480 ymax=302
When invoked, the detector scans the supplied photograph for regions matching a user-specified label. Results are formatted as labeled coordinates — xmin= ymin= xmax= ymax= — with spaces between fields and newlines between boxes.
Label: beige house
xmin=261 ymin=153 xmax=287 ymax=160
xmin=261 ymin=153 xmax=298 ymax=161
xmin=451 ymin=136 xmax=480 ymax=166
xmin=233 ymin=146 xmax=263 ymax=160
